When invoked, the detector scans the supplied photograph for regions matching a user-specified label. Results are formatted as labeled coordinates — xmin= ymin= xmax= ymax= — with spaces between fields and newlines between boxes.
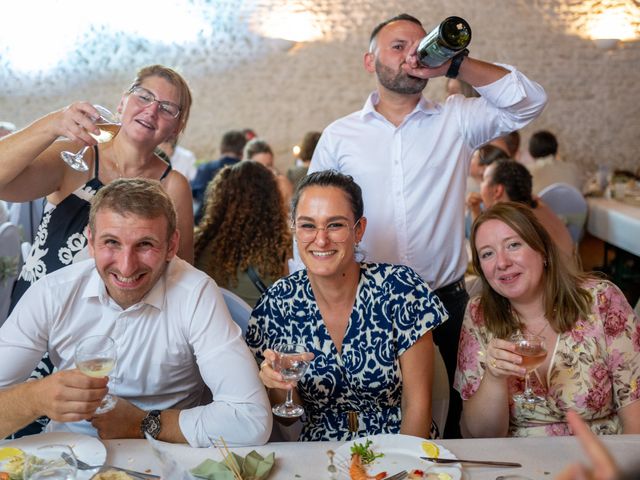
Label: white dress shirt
xmin=307 ymin=65 xmax=547 ymax=289
xmin=0 ymin=258 xmax=272 ymax=447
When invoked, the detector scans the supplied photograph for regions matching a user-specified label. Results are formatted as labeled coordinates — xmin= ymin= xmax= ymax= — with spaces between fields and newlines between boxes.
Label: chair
xmin=220 ymin=288 xmax=252 ymax=336
xmin=0 ymin=222 xmax=21 ymax=327
xmin=538 ymin=182 xmax=588 ymax=243
xmin=432 ymin=345 xmax=450 ymax=436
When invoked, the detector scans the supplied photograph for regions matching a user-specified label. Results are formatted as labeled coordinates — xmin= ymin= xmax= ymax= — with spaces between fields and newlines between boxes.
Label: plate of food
xmin=334 ymin=434 xmax=462 ymax=480
xmin=0 ymin=432 xmax=106 ymax=480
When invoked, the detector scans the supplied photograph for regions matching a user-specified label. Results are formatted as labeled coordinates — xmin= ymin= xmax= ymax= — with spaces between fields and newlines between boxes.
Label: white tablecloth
xmin=587 ymin=197 xmax=640 ymax=256
xmin=104 ymin=434 xmax=640 ymax=479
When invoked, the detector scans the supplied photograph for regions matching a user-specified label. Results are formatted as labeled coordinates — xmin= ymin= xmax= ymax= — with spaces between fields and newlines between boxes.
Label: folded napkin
xmin=191 ymin=450 xmax=275 ymax=480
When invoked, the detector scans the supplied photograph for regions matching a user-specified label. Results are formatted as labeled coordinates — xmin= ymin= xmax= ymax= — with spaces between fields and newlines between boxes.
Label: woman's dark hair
xmin=291 ymin=170 xmax=364 ymax=221
xmin=488 ymin=159 xmax=536 ymax=208
xmin=478 ymin=144 xmax=510 ymax=166
xmin=298 ymin=131 xmax=322 ymax=162
xmin=529 ymin=130 xmax=558 ymax=158
xmin=194 ymin=161 xmax=290 ymax=287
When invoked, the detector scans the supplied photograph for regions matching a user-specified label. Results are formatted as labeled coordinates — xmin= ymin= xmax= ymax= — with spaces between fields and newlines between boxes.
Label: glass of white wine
xmin=271 ymin=343 xmax=311 ymax=418
xmin=60 ymin=105 xmax=120 ymax=172
xmin=74 ymin=335 xmax=117 ymax=414
xmin=511 ymin=332 xmax=547 ymax=405
xmin=23 ymin=444 xmax=77 ymax=480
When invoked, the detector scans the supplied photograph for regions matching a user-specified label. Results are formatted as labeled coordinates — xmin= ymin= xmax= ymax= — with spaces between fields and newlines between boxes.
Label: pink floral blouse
xmin=454 ymin=279 xmax=640 ymax=436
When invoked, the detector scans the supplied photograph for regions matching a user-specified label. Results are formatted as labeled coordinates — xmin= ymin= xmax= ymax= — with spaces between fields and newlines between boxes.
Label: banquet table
xmin=103 ymin=434 xmax=640 ymax=479
xmin=587 ymin=197 xmax=640 ymax=257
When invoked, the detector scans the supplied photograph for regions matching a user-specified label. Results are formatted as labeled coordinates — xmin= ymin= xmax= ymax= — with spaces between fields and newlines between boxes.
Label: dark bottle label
xmin=417 ymin=16 xmax=471 ymax=68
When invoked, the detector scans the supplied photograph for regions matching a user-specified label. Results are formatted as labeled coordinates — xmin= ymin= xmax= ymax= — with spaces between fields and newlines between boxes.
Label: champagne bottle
xmin=417 ymin=16 xmax=472 ymax=68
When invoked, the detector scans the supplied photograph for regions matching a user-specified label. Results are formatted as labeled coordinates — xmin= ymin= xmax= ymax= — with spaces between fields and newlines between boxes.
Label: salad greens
xmin=350 ymin=439 xmax=384 ymax=465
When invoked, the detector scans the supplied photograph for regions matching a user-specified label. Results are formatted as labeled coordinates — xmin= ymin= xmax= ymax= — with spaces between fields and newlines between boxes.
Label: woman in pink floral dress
xmin=454 ymin=202 xmax=640 ymax=437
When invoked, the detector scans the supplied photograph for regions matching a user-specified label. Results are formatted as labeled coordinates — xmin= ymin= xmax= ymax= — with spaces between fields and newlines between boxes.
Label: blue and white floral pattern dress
xmin=246 ymin=262 xmax=448 ymax=441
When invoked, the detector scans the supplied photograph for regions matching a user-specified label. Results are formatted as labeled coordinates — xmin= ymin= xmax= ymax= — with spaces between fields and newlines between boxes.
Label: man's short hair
xmin=220 ymin=130 xmax=248 ymax=157
xmin=89 ymin=178 xmax=177 ymax=240
xmin=529 ymin=130 xmax=558 ymax=158
xmin=369 ymin=13 xmax=423 ymax=52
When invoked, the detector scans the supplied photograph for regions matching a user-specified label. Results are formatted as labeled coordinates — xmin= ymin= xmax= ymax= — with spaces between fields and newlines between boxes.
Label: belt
xmin=434 ymin=276 xmax=466 ymax=297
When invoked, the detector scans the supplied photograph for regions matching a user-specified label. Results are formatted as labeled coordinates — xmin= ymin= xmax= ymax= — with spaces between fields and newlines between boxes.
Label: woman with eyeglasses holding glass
xmin=246 ymin=170 xmax=448 ymax=441
xmin=0 ymin=64 xmax=193 ymax=437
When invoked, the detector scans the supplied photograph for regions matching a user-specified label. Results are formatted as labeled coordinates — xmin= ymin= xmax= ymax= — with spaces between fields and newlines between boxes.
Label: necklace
xmin=528 ymin=322 xmax=549 ymax=337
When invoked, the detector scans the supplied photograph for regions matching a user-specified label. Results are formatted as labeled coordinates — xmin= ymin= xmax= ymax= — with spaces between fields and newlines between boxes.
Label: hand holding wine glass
xmin=511 ymin=332 xmax=547 ymax=405
xmin=60 ymin=104 xmax=120 ymax=172
xmin=269 ymin=344 xmax=312 ymax=418
xmin=74 ymin=335 xmax=118 ymax=414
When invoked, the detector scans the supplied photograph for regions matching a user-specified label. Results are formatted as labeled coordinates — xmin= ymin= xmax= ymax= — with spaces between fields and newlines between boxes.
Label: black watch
xmin=141 ymin=410 xmax=162 ymax=439
xmin=445 ymin=49 xmax=469 ymax=79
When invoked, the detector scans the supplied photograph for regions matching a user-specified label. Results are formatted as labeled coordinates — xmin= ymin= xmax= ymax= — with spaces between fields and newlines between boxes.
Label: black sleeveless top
xmin=10 ymin=147 xmax=171 ymax=311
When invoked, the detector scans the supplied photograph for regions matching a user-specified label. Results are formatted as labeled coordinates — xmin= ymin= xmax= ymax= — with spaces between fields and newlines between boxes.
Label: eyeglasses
xmin=292 ymin=218 xmax=361 ymax=243
xmin=128 ymin=86 xmax=181 ymax=119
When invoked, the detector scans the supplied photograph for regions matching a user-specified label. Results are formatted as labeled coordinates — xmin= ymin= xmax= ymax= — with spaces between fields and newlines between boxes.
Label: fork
xmin=384 ymin=471 xmax=408 ymax=480
xmin=61 ymin=452 xmax=160 ymax=479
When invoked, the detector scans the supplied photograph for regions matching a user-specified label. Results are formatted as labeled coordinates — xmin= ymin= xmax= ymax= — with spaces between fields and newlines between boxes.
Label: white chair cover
xmin=538 ymin=182 xmax=588 ymax=243
xmin=0 ymin=222 xmax=21 ymax=326
xmin=220 ymin=288 xmax=252 ymax=336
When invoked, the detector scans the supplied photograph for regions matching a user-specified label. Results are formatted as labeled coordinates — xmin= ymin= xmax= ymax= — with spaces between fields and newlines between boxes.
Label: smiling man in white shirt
xmin=307 ymin=13 xmax=547 ymax=437
xmin=0 ymin=178 xmax=272 ymax=446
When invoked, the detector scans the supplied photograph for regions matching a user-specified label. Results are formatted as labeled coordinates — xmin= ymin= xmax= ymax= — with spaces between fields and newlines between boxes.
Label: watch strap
xmin=445 ymin=49 xmax=469 ymax=79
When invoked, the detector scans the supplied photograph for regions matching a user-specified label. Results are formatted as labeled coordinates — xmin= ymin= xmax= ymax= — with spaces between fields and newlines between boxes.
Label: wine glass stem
xmin=76 ymin=145 xmax=90 ymax=157
xmin=285 ymin=386 xmax=294 ymax=407
xmin=524 ymin=372 xmax=533 ymax=397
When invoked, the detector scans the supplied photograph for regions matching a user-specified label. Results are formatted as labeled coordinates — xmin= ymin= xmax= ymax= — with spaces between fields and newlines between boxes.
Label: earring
xmin=543 ymin=259 xmax=548 ymax=267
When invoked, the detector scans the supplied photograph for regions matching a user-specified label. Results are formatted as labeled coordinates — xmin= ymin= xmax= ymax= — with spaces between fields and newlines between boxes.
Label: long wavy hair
xmin=194 ymin=161 xmax=290 ymax=287
xmin=470 ymin=202 xmax=594 ymax=339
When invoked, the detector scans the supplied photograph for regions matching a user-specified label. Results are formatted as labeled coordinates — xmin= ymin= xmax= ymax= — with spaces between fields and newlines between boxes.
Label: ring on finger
xmin=490 ymin=358 xmax=497 ymax=368
xmin=260 ymin=360 xmax=269 ymax=370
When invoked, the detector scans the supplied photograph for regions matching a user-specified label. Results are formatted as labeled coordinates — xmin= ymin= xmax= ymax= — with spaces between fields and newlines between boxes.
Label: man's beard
xmin=375 ymin=58 xmax=428 ymax=95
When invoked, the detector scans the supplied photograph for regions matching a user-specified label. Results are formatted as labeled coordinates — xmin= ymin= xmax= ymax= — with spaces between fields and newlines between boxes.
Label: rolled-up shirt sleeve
xmin=458 ymin=63 xmax=548 ymax=149
xmin=178 ymin=285 xmax=272 ymax=447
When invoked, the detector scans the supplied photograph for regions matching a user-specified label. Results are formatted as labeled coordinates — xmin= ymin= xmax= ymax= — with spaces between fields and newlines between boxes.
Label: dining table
xmin=102 ymin=434 xmax=640 ymax=479
xmin=586 ymin=196 xmax=640 ymax=257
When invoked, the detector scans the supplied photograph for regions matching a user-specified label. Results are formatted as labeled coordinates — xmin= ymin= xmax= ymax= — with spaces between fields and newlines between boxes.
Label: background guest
xmin=191 ymin=130 xmax=247 ymax=224
xmin=243 ymin=138 xmax=293 ymax=210
xmin=248 ymin=171 xmax=447 ymax=440
xmin=455 ymin=202 xmax=640 ymax=438
xmin=194 ymin=161 xmax=291 ymax=307
xmin=526 ymin=130 xmax=583 ymax=194
xmin=469 ymin=159 xmax=575 ymax=263
xmin=287 ymin=131 xmax=321 ymax=188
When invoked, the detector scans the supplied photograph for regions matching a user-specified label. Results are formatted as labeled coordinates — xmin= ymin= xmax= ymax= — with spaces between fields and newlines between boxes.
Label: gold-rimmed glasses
xmin=128 ymin=86 xmax=181 ymax=119
xmin=292 ymin=218 xmax=361 ymax=243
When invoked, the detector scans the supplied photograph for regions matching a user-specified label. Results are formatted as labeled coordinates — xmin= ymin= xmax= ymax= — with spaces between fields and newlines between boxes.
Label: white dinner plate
xmin=334 ymin=433 xmax=462 ymax=480
xmin=3 ymin=432 xmax=106 ymax=480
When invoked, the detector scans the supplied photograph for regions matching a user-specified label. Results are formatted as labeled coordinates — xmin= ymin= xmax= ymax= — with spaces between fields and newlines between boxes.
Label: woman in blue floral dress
xmin=246 ymin=170 xmax=448 ymax=441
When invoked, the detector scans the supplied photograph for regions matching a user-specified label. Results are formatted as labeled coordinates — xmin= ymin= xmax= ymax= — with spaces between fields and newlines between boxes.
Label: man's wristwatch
xmin=445 ymin=49 xmax=469 ymax=79
xmin=141 ymin=410 xmax=162 ymax=439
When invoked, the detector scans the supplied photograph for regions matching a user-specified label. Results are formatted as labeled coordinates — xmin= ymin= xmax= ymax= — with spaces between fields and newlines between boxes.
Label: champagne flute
xmin=74 ymin=335 xmax=117 ymax=414
xmin=60 ymin=105 xmax=121 ymax=172
xmin=23 ymin=444 xmax=77 ymax=480
xmin=271 ymin=343 xmax=310 ymax=418
xmin=511 ymin=332 xmax=547 ymax=405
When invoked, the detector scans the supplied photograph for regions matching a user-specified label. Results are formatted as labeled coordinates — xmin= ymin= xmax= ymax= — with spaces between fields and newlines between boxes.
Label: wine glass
xmin=511 ymin=332 xmax=547 ymax=405
xmin=271 ymin=343 xmax=310 ymax=418
xmin=74 ymin=335 xmax=118 ymax=414
xmin=60 ymin=105 xmax=121 ymax=172
xmin=23 ymin=444 xmax=77 ymax=479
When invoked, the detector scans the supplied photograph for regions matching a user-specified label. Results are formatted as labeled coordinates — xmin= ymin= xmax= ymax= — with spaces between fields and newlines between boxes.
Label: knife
xmin=421 ymin=456 xmax=522 ymax=467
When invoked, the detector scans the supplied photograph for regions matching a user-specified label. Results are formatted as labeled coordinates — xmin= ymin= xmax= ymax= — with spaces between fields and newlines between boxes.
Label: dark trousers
xmin=432 ymin=278 xmax=469 ymax=439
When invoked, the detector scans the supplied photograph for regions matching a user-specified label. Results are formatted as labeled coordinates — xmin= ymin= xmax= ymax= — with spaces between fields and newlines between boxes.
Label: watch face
xmin=142 ymin=411 xmax=161 ymax=438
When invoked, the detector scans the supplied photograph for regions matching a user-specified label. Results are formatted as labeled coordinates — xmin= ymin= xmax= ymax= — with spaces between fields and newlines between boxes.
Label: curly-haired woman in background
xmin=194 ymin=161 xmax=291 ymax=306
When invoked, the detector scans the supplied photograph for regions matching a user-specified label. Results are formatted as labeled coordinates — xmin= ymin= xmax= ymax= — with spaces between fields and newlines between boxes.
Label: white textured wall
xmin=1 ymin=0 xmax=639 ymax=172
